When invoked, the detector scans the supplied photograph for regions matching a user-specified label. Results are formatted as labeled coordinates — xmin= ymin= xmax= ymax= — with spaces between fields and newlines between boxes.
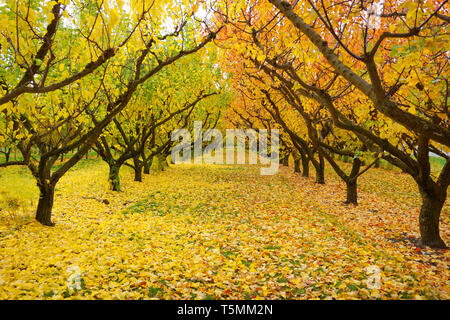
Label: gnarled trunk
xmin=419 ymin=188 xmax=446 ymax=248
xmin=36 ymin=183 xmax=55 ymax=226
xmin=108 ymin=164 xmax=121 ymax=191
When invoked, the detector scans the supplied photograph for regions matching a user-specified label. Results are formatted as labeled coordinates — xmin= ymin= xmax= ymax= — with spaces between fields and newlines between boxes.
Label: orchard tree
xmin=212 ymin=0 xmax=449 ymax=247
xmin=267 ymin=0 xmax=450 ymax=248
xmin=226 ymin=91 xmax=293 ymax=168
xmin=0 ymin=0 xmax=223 ymax=226
xmin=95 ymin=90 xmax=217 ymax=190
xmin=0 ymin=0 xmax=145 ymax=106
xmin=94 ymin=40 xmax=226 ymax=189
xmin=248 ymin=57 xmax=378 ymax=203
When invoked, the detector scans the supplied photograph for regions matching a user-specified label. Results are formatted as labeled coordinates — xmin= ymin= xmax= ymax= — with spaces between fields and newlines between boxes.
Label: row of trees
xmin=0 ymin=1 xmax=228 ymax=225
xmin=0 ymin=0 xmax=448 ymax=249
xmin=213 ymin=0 xmax=449 ymax=248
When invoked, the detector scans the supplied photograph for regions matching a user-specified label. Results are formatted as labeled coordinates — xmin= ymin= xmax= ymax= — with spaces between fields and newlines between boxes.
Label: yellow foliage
xmin=0 ymin=161 xmax=448 ymax=299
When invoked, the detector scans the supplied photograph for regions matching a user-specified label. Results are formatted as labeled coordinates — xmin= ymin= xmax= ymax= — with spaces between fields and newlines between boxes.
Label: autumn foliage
xmin=0 ymin=0 xmax=449 ymax=300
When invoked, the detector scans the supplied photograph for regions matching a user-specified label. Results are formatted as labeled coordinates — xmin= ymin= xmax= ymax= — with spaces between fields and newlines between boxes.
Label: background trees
xmin=265 ymin=0 xmax=449 ymax=248
xmin=212 ymin=0 xmax=449 ymax=248
xmin=0 ymin=0 xmax=448 ymax=249
xmin=0 ymin=0 xmax=136 ymax=105
xmin=0 ymin=0 xmax=223 ymax=226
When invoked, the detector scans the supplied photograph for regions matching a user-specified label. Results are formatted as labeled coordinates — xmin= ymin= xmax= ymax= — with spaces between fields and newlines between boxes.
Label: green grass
xmin=0 ymin=166 xmax=37 ymax=205
xmin=429 ymin=156 xmax=446 ymax=170
xmin=339 ymin=155 xmax=445 ymax=173
xmin=0 ymin=156 xmax=102 ymax=208
xmin=52 ymin=157 xmax=101 ymax=171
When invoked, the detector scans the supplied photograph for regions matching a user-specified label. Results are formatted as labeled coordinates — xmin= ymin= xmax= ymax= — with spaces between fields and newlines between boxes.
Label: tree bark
xmin=282 ymin=153 xmax=290 ymax=166
xmin=315 ymin=166 xmax=325 ymax=184
xmin=108 ymin=164 xmax=121 ymax=191
xmin=374 ymin=159 xmax=380 ymax=168
xmin=133 ymin=157 xmax=143 ymax=182
xmin=143 ymin=157 xmax=153 ymax=174
xmin=36 ymin=183 xmax=55 ymax=226
xmin=344 ymin=158 xmax=361 ymax=204
xmin=4 ymin=148 xmax=10 ymax=162
xmin=301 ymin=156 xmax=309 ymax=177
xmin=315 ymin=154 xmax=325 ymax=184
xmin=294 ymin=158 xmax=301 ymax=173
xmin=134 ymin=165 xmax=143 ymax=181
xmin=345 ymin=179 xmax=358 ymax=205
xmin=419 ymin=187 xmax=447 ymax=248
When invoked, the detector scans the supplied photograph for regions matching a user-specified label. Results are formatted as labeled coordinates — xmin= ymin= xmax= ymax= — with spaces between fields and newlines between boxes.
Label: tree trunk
xmin=301 ymin=156 xmax=309 ymax=177
xmin=294 ymin=158 xmax=301 ymax=173
xmin=134 ymin=166 xmax=143 ymax=181
xmin=143 ymin=157 xmax=152 ymax=174
xmin=315 ymin=155 xmax=325 ymax=184
xmin=315 ymin=166 xmax=325 ymax=184
xmin=36 ymin=184 xmax=55 ymax=226
xmin=419 ymin=188 xmax=446 ymax=248
xmin=108 ymin=164 xmax=121 ymax=191
xmin=345 ymin=158 xmax=361 ymax=204
xmin=374 ymin=159 xmax=380 ymax=168
xmin=5 ymin=148 xmax=10 ymax=162
xmin=282 ymin=153 xmax=290 ymax=166
xmin=345 ymin=179 xmax=358 ymax=205
xmin=133 ymin=156 xmax=143 ymax=182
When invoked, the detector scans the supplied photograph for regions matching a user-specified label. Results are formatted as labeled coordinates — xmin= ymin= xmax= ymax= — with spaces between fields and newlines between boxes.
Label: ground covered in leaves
xmin=0 ymin=160 xmax=448 ymax=299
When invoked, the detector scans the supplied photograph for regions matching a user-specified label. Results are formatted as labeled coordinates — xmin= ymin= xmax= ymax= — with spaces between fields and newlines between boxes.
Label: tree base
xmin=421 ymin=237 xmax=447 ymax=249
xmin=35 ymin=216 xmax=55 ymax=227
